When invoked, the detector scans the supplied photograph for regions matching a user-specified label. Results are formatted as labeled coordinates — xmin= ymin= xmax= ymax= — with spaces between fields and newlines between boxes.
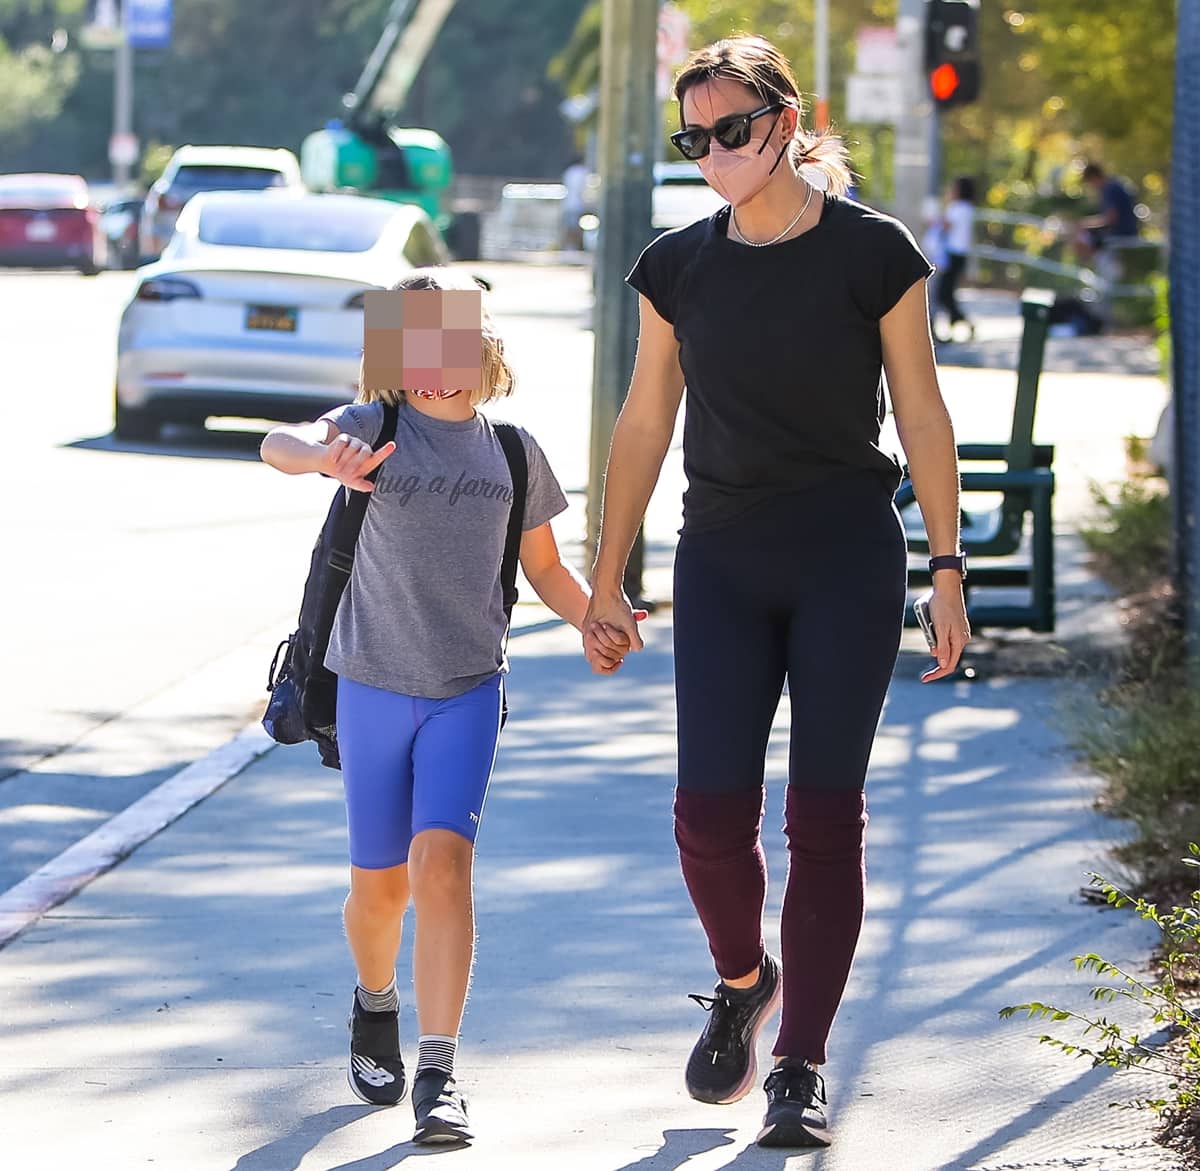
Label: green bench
xmin=896 ymin=288 xmax=1057 ymax=632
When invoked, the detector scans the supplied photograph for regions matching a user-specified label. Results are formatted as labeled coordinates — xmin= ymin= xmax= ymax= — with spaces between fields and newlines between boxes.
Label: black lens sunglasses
xmin=670 ymin=101 xmax=793 ymax=161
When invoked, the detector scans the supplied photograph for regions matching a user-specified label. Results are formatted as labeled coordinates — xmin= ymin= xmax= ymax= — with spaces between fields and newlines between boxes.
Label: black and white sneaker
xmin=347 ymin=994 xmax=407 ymax=1106
xmin=684 ymin=953 xmax=782 ymax=1104
xmin=757 ymin=1061 xmax=830 ymax=1148
xmin=412 ymin=1069 xmax=473 ymax=1145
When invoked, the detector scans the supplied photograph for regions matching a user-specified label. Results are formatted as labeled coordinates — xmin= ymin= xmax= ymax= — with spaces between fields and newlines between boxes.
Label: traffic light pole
xmin=892 ymin=0 xmax=933 ymax=232
xmin=586 ymin=0 xmax=657 ymax=603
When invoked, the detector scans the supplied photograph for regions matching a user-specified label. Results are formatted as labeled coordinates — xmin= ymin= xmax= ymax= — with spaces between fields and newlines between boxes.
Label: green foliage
xmin=1080 ymin=477 xmax=1171 ymax=596
xmin=0 ymin=0 xmax=590 ymax=181
xmin=1000 ymin=855 xmax=1200 ymax=1130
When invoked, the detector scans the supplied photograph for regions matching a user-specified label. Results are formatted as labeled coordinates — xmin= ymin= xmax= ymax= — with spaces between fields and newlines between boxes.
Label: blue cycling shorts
xmin=335 ymin=673 xmax=503 ymax=870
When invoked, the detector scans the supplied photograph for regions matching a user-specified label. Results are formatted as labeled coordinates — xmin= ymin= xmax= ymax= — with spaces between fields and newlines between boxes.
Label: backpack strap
xmin=329 ymin=401 xmax=400 ymax=574
xmin=494 ymin=422 xmax=528 ymax=618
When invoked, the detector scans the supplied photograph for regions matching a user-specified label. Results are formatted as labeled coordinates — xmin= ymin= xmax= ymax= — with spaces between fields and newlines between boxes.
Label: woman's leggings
xmin=672 ymin=476 xmax=907 ymax=1064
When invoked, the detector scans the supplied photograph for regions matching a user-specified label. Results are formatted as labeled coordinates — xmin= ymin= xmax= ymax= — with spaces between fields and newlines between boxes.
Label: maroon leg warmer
xmin=673 ymin=786 xmax=767 ymax=982
xmin=774 ymin=786 xmax=869 ymax=1064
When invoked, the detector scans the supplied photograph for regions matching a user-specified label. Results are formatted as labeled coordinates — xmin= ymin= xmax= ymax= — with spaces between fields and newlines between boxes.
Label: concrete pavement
xmin=0 ymin=607 xmax=1185 ymax=1170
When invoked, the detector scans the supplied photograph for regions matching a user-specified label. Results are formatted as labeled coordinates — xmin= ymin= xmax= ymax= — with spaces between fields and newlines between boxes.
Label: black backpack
xmin=263 ymin=406 xmax=529 ymax=769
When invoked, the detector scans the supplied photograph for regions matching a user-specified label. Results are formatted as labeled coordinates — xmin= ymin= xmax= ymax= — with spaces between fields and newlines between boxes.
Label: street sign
xmin=128 ymin=0 xmax=172 ymax=49
xmin=657 ymin=3 xmax=691 ymax=101
xmin=846 ymin=73 xmax=904 ymax=123
xmin=856 ymin=26 xmax=901 ymax=75
xmin=80 ymin=0 xmax=122 ymax=49
xmin=109 ymin=131 xmax=139 ymax=166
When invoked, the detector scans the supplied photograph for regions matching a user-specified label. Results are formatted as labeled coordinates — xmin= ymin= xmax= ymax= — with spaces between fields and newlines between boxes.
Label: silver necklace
xmin=730 ymin=182 xmax=815 ymax=247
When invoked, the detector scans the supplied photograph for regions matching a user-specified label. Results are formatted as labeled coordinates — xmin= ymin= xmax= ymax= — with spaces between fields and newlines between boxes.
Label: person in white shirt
xmin=934 ymin=175 xmax=976 ymax=343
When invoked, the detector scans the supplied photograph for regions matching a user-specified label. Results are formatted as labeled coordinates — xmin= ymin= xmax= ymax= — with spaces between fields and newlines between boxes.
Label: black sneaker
xmin=347 ymin=993 xmax=407 ymax=1106
xmin=684 ymin=953 xmax=782 ymax=1104
xmin=757 ymin=1061 xmax=830 ymax=1148
xmin=412 ymin=1069 xmax=473 ymax=1145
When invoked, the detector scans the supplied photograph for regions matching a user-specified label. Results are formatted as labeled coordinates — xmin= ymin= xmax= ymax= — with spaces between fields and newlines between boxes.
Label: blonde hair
xmin=357 ymin=267 xmax=515 ymax=408
xmin=674 ymin=34 xmax=854 ymax=197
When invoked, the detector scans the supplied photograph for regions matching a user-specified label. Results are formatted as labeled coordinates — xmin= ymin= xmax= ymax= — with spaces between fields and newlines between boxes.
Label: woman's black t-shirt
xmin=626 ymin=193 xmax=933 ymax=533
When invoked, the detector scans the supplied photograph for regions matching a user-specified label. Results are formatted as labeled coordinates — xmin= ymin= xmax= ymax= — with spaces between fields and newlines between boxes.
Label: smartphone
xmin=913 ymin=590 xmax=937 ymax=651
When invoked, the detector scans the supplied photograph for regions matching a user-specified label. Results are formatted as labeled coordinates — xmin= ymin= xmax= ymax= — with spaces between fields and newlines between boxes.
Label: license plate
xmin=26 ymin=220 xmax=56 ymax=241
xmin=245 ymin=305 xmax=298 ymax=332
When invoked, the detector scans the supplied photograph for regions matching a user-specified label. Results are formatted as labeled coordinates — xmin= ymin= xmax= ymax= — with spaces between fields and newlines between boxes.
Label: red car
xmin=0 ymin=173 xmax=105 ymax=275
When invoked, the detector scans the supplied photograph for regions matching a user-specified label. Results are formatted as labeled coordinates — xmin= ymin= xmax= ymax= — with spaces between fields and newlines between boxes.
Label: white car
xmin=114 ymin=190 xmax=450 ymax=440
xmin=139 ymin=144 xmax=304 ymax=262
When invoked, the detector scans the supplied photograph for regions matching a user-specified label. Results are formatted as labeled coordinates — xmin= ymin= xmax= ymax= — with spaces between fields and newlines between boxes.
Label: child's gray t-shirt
xmin=317 ymin=400 xmax=568 ymax=699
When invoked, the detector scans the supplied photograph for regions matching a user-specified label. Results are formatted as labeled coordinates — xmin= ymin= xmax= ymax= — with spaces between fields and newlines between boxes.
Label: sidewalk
xmin=0 ymin=610 xmax=1185 ymax=1170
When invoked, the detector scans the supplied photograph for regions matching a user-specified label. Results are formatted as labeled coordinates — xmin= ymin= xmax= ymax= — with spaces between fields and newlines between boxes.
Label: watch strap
xmin=929 ymin=553 xmax=967 ymax=578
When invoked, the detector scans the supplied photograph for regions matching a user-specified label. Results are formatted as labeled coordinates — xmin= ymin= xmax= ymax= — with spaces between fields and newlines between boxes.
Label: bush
xmin=1080 ymin=475 xmax=1171 ymax=596
xmin=1001 ymin=852 xmax=1200 ymax=1160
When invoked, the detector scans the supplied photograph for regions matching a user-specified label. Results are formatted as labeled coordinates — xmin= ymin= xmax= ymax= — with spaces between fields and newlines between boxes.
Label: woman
xmin=583 ymin=36 xmax=969 ymax=1149
xmin=934 ymin=174 xmax=977 ymax=342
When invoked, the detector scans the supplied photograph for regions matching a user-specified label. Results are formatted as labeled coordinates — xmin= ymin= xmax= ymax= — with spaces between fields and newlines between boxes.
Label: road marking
xmin=0 ymin=724 xmax=273 ymax=950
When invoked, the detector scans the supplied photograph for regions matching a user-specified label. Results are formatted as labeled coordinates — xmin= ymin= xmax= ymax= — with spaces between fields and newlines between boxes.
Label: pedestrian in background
xmin=560 ymin=154 xmax=589 ymax=251
xmin=582 ymin=34 xmax=969 ymax=1150
xmin=260 ymin=268 xmax=627 ymax=1145
xmin=934 ymin=174 xmax=977 ymax=343
xmin=1075 ymin=160 xmax=1141 ymax=277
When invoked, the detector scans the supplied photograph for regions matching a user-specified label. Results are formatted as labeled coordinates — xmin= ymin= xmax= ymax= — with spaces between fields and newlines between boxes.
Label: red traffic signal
xmin=930 ymin=63 xmax=961 ymax=102
xmin=924 ymin=0 xmax=981 ymax=108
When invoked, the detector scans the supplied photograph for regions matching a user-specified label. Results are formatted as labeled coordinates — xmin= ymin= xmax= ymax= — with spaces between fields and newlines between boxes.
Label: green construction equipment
xmin=300 ymin=0 xmax=460 ymax=242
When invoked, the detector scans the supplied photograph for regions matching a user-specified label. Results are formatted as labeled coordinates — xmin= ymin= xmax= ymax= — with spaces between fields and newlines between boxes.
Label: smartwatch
xmin=929 ymin=553 xmax=967 ymax=579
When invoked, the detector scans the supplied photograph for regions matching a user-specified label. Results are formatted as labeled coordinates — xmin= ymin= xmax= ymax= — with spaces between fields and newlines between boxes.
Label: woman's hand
xmin=920 ymin=575 xmax=971 ymax=682
xmin=318 ymin=433 xmax=396 ymax=491
xmin=582 ymin=589 xmax=647 ymax=675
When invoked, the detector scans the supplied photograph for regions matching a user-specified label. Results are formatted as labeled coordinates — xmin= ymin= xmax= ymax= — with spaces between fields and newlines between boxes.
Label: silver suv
xmin=139 ymin=145 xmax=302 ymax=262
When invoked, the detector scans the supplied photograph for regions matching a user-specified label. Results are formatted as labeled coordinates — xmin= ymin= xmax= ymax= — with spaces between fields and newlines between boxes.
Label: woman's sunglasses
xmin=670 ymin=102 xmax=789 ymax=161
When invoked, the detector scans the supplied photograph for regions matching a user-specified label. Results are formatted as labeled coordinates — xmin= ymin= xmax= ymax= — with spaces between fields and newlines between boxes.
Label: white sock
xmin=416 ymin=1034 xmax=458 ymax=1076
xmin=356 ymin=975 xmax=399 ymax=1014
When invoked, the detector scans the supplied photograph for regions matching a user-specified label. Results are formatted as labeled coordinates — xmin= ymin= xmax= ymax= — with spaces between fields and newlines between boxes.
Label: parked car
xmin=115 ymin=190 xmax=450 ymax=440
xmin=99 ymin=193 xmax=144 ymax=269
xmin=651 ymin=161 xmax=725 ymax=230
xmin=0 ymin=173 xmax=105 ymax=274
xmin=139 ymin=145 xmax=303 ymax=262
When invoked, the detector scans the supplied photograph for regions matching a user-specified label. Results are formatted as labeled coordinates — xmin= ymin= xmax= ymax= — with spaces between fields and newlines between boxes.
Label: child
xmin=260 ymin=267 xmax=629 ymax=1144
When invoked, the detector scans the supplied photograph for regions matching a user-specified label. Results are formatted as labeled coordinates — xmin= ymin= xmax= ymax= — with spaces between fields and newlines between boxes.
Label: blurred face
xmin=362 ymin=288 xmax=483 ymax=399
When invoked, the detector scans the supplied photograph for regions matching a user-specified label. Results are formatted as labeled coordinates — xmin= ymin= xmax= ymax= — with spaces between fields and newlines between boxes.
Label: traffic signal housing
xmin=924 ymin=0 xmax=981 ymax=109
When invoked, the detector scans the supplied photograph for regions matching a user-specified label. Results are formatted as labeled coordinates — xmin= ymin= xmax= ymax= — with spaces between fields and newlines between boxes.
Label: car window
xmin=172 ymin=166 xmax=288 ymax=193
xmin=196 ymin=200 xmax=398 ymax=252
xmin=0 ymin=179 xmax=86 ymax=208
xmin=401 ymin=220 xmax=443 ymax=267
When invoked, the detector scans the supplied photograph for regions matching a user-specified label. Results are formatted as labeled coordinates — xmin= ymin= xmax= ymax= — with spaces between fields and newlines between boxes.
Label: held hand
xmin=319 ymin=433 xmax=396 ymax=491
xmin=920 ymin=578 xmax=971 ymax=683
xmin=581 ymin=589 xmax=648 ymax=675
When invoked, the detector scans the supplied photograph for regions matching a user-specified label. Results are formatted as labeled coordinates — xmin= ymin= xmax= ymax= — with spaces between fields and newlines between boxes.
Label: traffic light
xmin=924 ymin=0 xmax=981 ymax=109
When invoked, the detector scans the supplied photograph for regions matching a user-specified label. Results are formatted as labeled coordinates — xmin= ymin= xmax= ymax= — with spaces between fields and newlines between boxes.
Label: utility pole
xmin=112 ymin=0 xmax=134 ymax=187
xmin=814 ymin=0 xmax=829 ymax=130
xmin=892 ymin=0 xmax=933 ymax=230
xmin=586 ymin=0 xmax=657 ymax=601
xmin=1171 ymin=0 xmax=1200 ymax=677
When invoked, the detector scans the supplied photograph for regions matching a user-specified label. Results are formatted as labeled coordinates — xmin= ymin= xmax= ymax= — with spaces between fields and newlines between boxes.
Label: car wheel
xmin=113 ymin=389 xmax=159 ymax=442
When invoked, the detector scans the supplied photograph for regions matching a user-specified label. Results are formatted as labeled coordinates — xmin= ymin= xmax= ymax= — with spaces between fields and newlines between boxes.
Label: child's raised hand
xmin=320 ymin=433 xmax=396 ymax=491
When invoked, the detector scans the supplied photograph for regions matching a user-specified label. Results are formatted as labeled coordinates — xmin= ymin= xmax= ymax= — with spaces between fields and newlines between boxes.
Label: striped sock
xmin=416 ymin=1034 xmax=458 ymax=1076
xmin=356 ymin=976 xmax=399 ymax=1014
